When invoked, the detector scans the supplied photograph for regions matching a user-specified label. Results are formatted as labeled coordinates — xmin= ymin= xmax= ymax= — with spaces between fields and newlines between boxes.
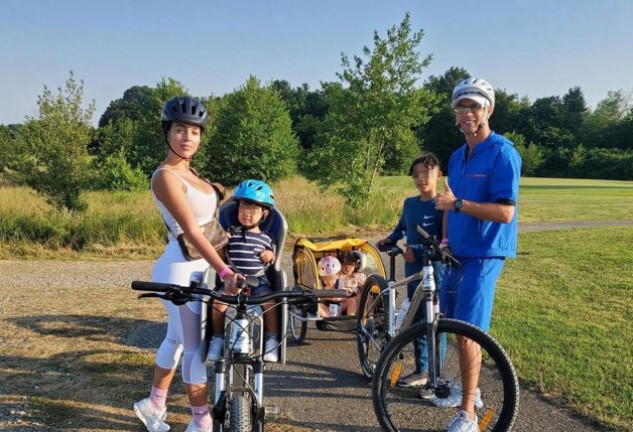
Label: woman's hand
xmin=223 ymin=271 xmax=245 ymax=294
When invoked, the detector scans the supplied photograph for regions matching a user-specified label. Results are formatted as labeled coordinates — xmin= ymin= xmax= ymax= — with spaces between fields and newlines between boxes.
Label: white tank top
xmin=151 ymin=168 xmax=218 ymax=240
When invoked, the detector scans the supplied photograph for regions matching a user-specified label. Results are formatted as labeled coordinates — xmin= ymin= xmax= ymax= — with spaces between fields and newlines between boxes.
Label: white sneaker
xmin=184 ymin=419 xmax=212 ymax=432
xmin=446 ymin=410 xmax=478 ymax=432
xmin=431 ymin=382 xmax=483 ymax=409
xmin=207 ymin=337 xmax=224 ymax=361
xmin=263 ymin=336 xmax=279 ymax=362
xmin=133 ymin=398 xmax=170 ymax=432
xmin=396 ymin=371 xmax=428 ymax=388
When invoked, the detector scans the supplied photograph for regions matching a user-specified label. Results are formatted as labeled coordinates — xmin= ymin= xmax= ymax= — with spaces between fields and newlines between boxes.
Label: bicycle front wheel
xmin=372 ymin=318 xmax=519 ymax=432
xmin=357 ymin=274 xmax=390 ymax=380
xmin=229 ymin=393 xmax=253 ymax=432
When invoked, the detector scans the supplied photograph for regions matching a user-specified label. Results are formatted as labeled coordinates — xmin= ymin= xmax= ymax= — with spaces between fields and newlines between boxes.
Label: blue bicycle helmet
xmin=233 ymin=179 xmax=275 ymax=208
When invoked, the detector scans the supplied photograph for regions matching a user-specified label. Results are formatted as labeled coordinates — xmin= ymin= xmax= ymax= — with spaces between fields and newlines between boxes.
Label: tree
xmin=505 ymin=131 xmax=543 ymax=176
xmin=7 ymin=72 xmax=95 ymax=211
xmin=95 ymin=78 xmax=191 ymax=177
xmin=419 ymin=67 xmax=470 ymax=172
xmin=562 ymin=86 xmax=588 ymax=137
xmin=491 ymin=90 xmax=531 ymax=136
xmin=206 ymin=76 xmax=299 ymax=185
xmin=582 ymin=90 xmax=632 ymax=149
xmin=271 ymin=80 xmax=330 ymax=152
xmin=306 ymin=13 xmax=436 ymax=206
xmin=98 ymin=85 xmax=154 ymax=128
xmin=91 ymin=117 xmax=148 ymax=191
xmin=0 ymin=125 xmax=14 ymax=173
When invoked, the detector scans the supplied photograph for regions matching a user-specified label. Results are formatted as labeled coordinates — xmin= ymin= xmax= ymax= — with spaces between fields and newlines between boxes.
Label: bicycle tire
xmin=357 ymin=274 xmax=390 ymax=380
xmin=372 ymin=318 xmax=519 ymax=432
xmin=289 ymin=304 xmax=308 ymax=344
xmin=229 ymin=393 xmax=253 ymax=432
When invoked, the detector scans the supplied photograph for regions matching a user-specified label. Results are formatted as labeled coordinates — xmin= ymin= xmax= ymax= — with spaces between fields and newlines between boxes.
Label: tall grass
xmin=1 ymin=176 xmax=632 ymax=258
xmin=0 ymin=187 xmax=165 ymax=258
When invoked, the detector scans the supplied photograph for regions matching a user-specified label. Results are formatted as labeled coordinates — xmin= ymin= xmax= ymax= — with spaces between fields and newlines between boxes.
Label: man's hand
xmin=260 ymin=249 xmax=274 ymax=264
xmin=439 ymin=242 xmax=454 ymax=260
xmin=435 ymin=179 xmax=457 ymax=211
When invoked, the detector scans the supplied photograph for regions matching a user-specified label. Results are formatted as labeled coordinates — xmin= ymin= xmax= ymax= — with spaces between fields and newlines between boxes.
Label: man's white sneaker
xmin=431 ymin=383 xmax=483 ymax=409
xmin=263 ymin=336 xmax=279 ymax=362
xmin=446 ymin=410 xmax=478 ymax=432
xmin=184 ymin=419 xmax=213 ymax=432
xmin=133 ymin=398 xmax=170 ymax=432
xmin=207 ymin=337 xmax=224 ymax=361
xmin=396 ymin=371 xmax=428 ymax=388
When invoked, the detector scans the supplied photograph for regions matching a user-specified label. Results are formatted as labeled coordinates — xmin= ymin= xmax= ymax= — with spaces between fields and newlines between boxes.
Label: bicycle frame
xmin=213 ymin=296 xmax=266 ymax=429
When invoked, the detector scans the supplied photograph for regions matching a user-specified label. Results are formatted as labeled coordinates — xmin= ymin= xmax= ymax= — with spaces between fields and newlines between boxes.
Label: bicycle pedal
xmin=264 ymin=405 xmax=280 ymax=418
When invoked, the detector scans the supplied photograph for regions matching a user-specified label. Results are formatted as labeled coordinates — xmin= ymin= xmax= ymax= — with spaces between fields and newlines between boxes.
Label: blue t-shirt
xmin=387 ymin=196 xmax=443 ymax=278
xmin=447 ymin=132 xmax=521 ymax=258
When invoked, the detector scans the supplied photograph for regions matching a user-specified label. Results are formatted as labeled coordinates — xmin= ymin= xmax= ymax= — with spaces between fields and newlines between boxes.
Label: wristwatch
xmin=454 ymin=198 xmax=463 ymax=213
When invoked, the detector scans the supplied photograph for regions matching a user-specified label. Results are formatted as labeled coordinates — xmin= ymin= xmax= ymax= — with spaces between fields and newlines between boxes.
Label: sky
xmin=2 ymin=0 xmax=633 ymax=126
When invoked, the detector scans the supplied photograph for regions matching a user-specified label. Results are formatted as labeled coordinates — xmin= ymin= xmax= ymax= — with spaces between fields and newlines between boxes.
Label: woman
xmin=134 ymin=96 xmax=241 ymax=432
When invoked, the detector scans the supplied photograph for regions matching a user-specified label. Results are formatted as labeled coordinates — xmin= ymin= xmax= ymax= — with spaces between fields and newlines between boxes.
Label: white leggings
xmin=152 ymin=241 xmax=209 ymax=385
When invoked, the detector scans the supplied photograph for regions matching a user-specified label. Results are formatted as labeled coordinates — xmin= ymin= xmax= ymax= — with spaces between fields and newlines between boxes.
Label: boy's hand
xmin=403 ymin=246 xmax=416 ymax=263
xmin=260 ymin=249 xmax=274 ymax=263
xmin=376 ymin=237 xmax=391 ymax=247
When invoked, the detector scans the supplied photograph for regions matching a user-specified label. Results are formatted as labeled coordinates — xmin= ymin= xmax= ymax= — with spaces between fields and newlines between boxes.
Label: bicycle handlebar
xmin=415 ymin=225 xmax=460 ymax=267
xmin=131 ymin=280 xmax=349 ymax=306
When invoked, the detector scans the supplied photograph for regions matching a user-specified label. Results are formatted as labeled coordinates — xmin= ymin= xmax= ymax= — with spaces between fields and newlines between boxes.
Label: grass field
xmin=495 ymin=226 xmax=632 ymax=430
xmin=1 ymin=176 xmax=632 ymax=430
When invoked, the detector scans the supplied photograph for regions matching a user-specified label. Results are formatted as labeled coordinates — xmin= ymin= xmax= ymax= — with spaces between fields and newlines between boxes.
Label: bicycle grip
xmin=314 ymin=289 xmax=349 ymax=299
xmin=416 ymin=225 xmax=430 ymax=239
xmin=131 ymin=281 xmax=174 ymax=292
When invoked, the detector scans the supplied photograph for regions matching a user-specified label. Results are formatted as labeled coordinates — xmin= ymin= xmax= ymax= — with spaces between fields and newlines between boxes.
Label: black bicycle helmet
xmin=161 ymin=96 xmax=208 ymax=129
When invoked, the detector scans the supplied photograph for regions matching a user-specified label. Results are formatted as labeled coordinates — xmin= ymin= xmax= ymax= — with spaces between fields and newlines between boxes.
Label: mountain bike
xmin=369 ymin=226 xmax=519 ymax=432
xmin=132 ymin=275 xmax=347 ymax=432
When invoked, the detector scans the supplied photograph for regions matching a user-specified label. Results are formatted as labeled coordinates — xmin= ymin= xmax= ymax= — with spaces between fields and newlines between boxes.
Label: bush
xmin=91 ymin=151 xmax=149 ymax=191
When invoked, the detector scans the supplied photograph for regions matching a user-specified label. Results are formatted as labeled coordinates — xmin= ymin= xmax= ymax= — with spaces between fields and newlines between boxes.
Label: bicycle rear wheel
xmin=372 ymin=318 xmax=519 ymax=432
xmin=357 ymin=274 xmax=390 ymax=380
xmin=289 ymin=304 xmax=308 ymax=344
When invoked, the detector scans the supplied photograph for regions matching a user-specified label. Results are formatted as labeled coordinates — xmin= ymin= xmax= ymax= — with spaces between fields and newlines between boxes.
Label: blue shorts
xmin=439 ymin=257 xmax=505 ymax=331
xmin=250 ymin=276 xmax=272 ymax=297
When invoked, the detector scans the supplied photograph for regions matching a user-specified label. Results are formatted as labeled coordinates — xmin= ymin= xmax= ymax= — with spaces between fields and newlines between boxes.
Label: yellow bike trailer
xmin=289 ymin=235 xmax=386 ymax=344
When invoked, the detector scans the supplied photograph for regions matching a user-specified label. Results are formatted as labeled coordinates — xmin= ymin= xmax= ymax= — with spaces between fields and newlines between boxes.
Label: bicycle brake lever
xmin=138 ymin=293 xmax=162 ymax=299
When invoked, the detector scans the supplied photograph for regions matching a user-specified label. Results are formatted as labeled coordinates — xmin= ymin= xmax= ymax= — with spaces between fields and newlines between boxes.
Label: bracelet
xmin=219 ymin=266 xmax=231 ymax=280
xmin=441 ymin=238 xmax=449 ymax=244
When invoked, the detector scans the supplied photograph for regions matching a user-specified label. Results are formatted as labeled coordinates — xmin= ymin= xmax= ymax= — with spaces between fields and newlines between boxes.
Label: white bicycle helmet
xmin=318 ymin=256 xmax=342 ymax=276
xmin=451 ymin=78 xmax=495 ymax=110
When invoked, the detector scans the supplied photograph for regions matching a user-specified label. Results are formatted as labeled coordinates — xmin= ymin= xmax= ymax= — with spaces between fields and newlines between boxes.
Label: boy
xmin=207 ymin=179 xmax=280 ymax=363
xmin=376 ymin=152 xmax=444 ymax=388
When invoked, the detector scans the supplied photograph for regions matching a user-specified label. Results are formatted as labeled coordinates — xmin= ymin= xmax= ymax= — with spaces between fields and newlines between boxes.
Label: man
xmin=434 ymin=77 xmax=521 ymax=432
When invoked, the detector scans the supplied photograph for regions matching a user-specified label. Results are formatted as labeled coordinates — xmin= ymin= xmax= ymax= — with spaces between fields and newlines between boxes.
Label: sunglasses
xmin=454 ymin=104 xmax=483 ymax=115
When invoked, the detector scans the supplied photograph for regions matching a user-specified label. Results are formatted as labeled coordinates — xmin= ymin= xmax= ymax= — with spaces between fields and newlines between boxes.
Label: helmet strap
xmin=165 ymin=139 xmax=192 ymax=162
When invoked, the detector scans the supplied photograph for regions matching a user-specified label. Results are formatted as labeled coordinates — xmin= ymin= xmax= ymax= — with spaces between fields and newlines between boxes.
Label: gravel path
xmin=1 ymin=219 xmax=631 ymax=431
